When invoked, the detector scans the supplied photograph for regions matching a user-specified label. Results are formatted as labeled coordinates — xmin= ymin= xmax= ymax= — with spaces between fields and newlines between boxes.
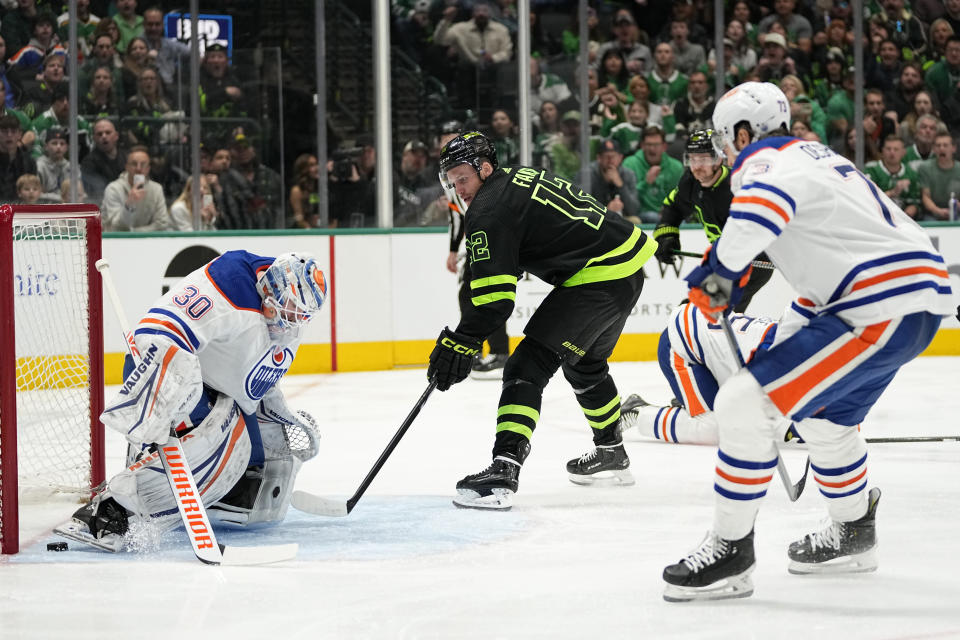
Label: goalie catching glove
xmin=685 ymin=245 xmax=753 ymax=322
xmin=101 ymin=343 xmax=203 ymax=446
xmin=428 ymin=326 xmax=482 ymax=391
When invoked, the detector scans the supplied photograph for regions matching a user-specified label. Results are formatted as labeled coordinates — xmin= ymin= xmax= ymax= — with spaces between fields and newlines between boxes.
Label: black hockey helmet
xmin=684 ymin=128 xmax=723 ymax=166
xmin=438 ymin=131 xmax=498 ymax=187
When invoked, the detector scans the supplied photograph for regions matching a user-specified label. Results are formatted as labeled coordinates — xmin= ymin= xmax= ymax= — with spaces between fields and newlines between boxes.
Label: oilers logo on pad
xmin=245 ymin=347 xmax=294 ymax=400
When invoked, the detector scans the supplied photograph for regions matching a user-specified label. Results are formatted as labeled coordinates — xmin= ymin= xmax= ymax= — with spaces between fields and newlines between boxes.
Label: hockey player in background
xmin=56 ymin=251 xmax=326 ymax=551
xmin=653 ymin=127 xmax=772 ymax=311
xmin=427 ymin=131 xmax=658 ymax=510
xmin=662 ymin=82 xmax=955 ymax=602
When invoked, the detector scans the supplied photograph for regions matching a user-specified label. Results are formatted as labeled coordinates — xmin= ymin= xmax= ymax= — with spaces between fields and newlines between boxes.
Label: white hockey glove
xmin=256 ymin=387 xmax=312 ymax=429
xmin=102 ymin=343 xmax=204 ymax=446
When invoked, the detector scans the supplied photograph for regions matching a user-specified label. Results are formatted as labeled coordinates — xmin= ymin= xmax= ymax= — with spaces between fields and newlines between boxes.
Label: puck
xmin=46 ymin=541 xmax=68 ymax=552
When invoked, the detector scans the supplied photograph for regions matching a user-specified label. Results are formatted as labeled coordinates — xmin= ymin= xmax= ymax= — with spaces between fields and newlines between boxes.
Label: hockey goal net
xmin=0 ymin=204 xmax=105 ymax=555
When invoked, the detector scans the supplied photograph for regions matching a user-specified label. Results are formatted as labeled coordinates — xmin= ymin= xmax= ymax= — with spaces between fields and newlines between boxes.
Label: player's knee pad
xmin=714 ymin=369 xmax=782 ymax=455
xmin=502 ymin=338 xmax=561 ymax=390
xmin=109 ymin=394 xmax=251 ymax=532
xmin=561 ymin=357 xmax=609 ymax=393
xmin=209 ymin=410 xmax=321 ymax=528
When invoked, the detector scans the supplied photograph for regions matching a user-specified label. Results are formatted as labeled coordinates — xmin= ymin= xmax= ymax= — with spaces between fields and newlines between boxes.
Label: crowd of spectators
xmin=3 ymin=1 xmax=960 ymax=228
xmin=382 ymin=0 xmax=960 ymax=224
xmin=0 ymin=0 xmax=290 ymax=230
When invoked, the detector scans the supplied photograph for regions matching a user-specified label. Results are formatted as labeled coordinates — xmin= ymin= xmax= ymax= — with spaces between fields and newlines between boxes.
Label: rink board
xmin=82 ymin=226 xmax=960 ymax=380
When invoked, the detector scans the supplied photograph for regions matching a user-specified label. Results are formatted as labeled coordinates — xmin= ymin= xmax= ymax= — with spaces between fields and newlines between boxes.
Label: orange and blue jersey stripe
xmin=714 ymin=449 xmax=778 ymax=501
xmin=826 ymin=251 xmax=952 ymax=314
xmin=812 ymin=452 xmax=868 ymax=499
xmin=136 ymin=307 xmax=201 ymax=352
xmin=729 ymin=180 xmax=797 ymax=236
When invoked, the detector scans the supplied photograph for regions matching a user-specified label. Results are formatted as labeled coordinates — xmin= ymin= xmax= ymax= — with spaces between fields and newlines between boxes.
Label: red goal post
xmin=0 ymin=204 xmax=105 ymax=555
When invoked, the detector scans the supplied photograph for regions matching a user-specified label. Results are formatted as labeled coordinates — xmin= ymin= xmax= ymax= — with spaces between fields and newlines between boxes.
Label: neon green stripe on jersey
xmin=561 ymin=228 xmax=658 ymax=286
xmin=470 ymin=274 xmax=518 ymax=289
xmin=498 ymin=404 xmax=541 ymax=423
xmin=581 ymin=395 xmax=621 ymax=416
xmin=588 ymin=412 xmax=621 ymax=429
xmin=472 ymin=291 xmax=516 ymax=306
xmin=496 ymin=421 xmax=533 ymax=439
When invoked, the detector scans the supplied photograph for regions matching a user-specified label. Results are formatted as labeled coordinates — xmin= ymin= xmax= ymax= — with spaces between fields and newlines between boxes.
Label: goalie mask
xmin=258 ymin=252 xmax=327 ymax=344
xmin=438 ymin=131 xmax=498 ymax=191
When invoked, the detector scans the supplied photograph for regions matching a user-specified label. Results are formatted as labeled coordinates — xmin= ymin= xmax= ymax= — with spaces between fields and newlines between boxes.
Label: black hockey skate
xmin=469 ymin=353 xmax=508 ymax=380
xmin=53 ymin=496 xmax=130 ymax=553
xmin=566 ymin=443 xmax=634 ymax=486
xmin=619 ymin=394 xmax=649 ymax=431
xmin=453 ymin=456 xmax=520 ymax=510
xmin=663 ymin=530 xmax=756 ymax=602
xmin=788 ymin=487 xmax=881 ymax=574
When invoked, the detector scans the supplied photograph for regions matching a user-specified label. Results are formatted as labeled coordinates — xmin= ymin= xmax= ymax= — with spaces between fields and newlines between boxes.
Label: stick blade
xmin=291 ymin=490 xmax=350 ymax=517
xmin=218 ymin=543 xmax=299 ymax=566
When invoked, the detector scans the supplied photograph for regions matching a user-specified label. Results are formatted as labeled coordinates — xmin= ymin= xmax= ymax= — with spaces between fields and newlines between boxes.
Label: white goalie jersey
xmin=719 ymin=137 xmax=956 ymax=328
xmin=132 ymin=251 xmax=302 ymax=415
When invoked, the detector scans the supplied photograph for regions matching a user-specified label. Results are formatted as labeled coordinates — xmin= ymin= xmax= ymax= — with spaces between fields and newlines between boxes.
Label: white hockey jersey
xmin=719 ymin=137 xmax=956 ymax=327
xmin=132 ymin=251 xmax=299 ymax=415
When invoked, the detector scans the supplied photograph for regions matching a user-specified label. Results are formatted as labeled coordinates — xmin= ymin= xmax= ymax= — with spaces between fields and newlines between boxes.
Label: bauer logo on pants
xmin=245 ymin=347 xmax=294 ymax=400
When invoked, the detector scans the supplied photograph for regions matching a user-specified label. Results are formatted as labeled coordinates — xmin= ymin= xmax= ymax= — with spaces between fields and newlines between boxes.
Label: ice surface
xmin=2 ymin=359 xmax=959 ymax=639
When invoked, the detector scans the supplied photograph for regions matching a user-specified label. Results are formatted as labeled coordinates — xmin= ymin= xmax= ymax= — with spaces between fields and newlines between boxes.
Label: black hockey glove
xmin=653 ymin=226 xmax=680 ymax=266
xmin=428 ymin=327 xmax=482 ymax=391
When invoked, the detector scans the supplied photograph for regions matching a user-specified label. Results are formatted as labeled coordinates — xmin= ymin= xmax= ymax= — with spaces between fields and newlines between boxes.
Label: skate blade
xmin=568 ymin=469 xmax=635 ymax=487
xmin=452 ymin=488 xmax=513 ymax=510
xmin=53 ymin=521 xmax=123 ymax=553
xmin=788 ymin=547 xmax=878 ymax=575
xmin=662 ymin=566 xmax=755 ymax=603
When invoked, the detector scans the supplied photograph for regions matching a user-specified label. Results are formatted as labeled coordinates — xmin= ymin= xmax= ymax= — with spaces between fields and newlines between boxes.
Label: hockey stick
xmin=866 ymin=436 xmax=960 ymax=443
xmin=672 ymin=249 xmax=775 ymax=271
xmin=714 ymin=310 xmax=809 ymax=502
xmin=96 ymin=259 xmax=297 ymax=565
xmin=291 ymin=380 xmax=437 ymax=516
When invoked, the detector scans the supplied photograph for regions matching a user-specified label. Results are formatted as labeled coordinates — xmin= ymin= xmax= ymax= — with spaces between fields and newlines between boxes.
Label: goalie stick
xmin=291 ymin=380 xmax=437 ymax=517
xmin=673 ymin=249 xmax=775 ymax=271
xmin=95 ymin=259 xmax=297 ymax=565
xmin=713 ymin=308 xmax=809 ymax=502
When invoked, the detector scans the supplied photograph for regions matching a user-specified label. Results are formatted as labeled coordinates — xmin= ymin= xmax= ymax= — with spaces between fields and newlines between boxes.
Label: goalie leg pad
xmin=208 ymin=409 xmax=320 ymax=527
xmin=102 ymin=343 xmax=204 ymax=446
xmin=110 ymin=394 xmax=253 ymax=533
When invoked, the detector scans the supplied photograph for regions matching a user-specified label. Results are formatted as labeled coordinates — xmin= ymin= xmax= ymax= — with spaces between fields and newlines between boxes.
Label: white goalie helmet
xmin=258 ymin=252 xmax=327 ymax=344
xmin=711 ymin=82 xmax=791 ymax=155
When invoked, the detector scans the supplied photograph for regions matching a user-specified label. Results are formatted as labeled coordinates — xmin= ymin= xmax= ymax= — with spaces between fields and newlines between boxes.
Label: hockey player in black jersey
xmin=653 ymin=128 xmax=771 ymax=311
xmin=426 ymin=131 xmax=658 ymax=510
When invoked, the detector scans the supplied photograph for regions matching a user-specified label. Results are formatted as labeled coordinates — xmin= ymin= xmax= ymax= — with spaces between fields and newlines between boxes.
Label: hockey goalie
xmin=56 ymin=251 xmax=326 ymax=552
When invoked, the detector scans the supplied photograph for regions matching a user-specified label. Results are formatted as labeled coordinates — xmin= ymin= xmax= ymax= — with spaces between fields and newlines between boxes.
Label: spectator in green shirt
xmin=918 ymin=132 xmax=960 ymax=220
xmin=924 ymin=36 xmax=960 ymax=105
xmin=622 ymin=125 xmax=684 ymax=223
xmin=113 ymin=0 xmax=144 ymax=53
xmin=865 ymin=135 xmax=921 ymax=218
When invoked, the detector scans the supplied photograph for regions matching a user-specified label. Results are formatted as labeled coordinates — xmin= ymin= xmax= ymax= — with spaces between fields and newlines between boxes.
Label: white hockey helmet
xmin=258 ymin=252 xmax=327 ymax=344
xmin=711 ymin=82 xmax=791 ymax=155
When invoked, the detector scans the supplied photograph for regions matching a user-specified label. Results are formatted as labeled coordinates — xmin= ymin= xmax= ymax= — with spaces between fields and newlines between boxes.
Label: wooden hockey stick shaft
xmin=672 ymin=249 xmax=775 ymax=271
xmin=715 ymin=311 xmax=808 ymax=502
xmin=291 ymin=380 xmax=437 ymax=517
xmin=96 ymin=259 xmax=296 ymax=565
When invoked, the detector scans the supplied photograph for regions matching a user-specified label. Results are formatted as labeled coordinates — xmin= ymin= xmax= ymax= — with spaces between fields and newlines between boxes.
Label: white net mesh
xmin=11 ymin=217 xmax=93 ymax=498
